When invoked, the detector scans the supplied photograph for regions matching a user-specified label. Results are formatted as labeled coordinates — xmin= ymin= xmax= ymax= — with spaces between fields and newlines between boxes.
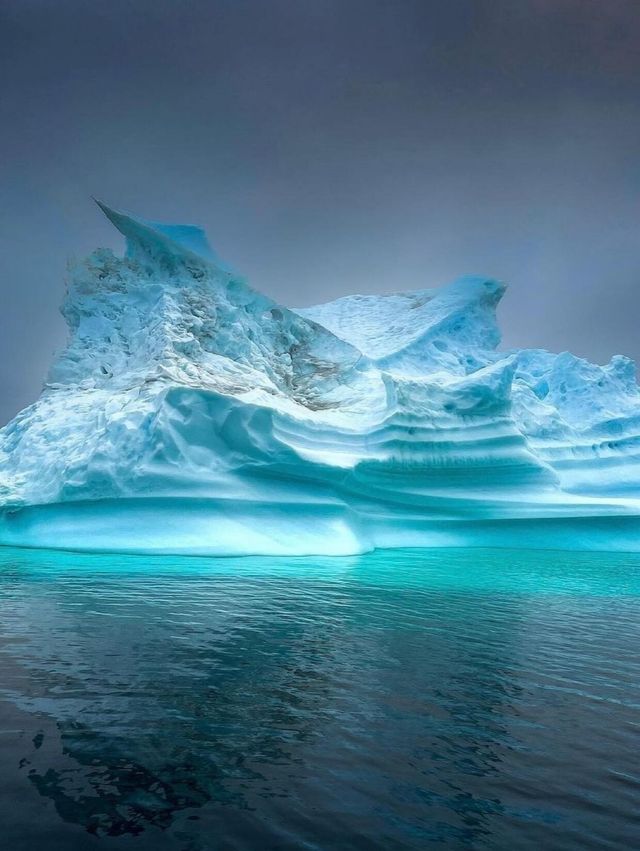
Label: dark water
xmin=1 ymin=547 xmax=640 ymax=850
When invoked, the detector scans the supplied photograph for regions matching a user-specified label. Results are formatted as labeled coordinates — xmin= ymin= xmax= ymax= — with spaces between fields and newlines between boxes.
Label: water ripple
xmin=1 ymin=546 xmax=640 ymax=849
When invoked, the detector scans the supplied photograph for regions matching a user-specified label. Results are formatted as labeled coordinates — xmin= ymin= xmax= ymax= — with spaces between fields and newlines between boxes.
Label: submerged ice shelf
xmin=1 ymin=201 xmax=640 ymax=555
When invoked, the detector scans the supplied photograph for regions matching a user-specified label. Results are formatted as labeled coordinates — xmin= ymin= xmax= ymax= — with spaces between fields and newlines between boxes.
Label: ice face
xmin=1 ymin=201 xmax=640 ymax=555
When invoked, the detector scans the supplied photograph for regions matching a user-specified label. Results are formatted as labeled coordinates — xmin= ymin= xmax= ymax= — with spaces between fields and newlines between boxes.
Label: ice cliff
xmin=1 ymin=201 xmax=640 ymax=554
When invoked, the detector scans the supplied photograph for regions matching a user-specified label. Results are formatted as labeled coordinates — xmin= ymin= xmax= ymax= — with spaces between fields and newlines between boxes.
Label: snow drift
xmin=1 ymin=202 xmax=640 ymax=554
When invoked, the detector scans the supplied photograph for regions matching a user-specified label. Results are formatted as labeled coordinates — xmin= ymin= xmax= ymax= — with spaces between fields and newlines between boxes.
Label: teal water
xmin=1 ymin=546 xmax=640 ymax=850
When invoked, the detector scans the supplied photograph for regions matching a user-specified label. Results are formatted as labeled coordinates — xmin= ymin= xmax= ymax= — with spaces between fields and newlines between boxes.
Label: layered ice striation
xmin=1 ymin=201 xmax=640 ymax=554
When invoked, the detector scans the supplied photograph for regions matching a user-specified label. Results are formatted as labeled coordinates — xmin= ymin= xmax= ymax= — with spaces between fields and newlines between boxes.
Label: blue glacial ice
xmin=1 ymin=201 xmax=640 ymax=555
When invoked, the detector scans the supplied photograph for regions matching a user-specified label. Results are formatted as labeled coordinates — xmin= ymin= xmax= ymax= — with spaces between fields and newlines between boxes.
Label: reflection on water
xmin=1 ymin=547 xmax=640 ymax=849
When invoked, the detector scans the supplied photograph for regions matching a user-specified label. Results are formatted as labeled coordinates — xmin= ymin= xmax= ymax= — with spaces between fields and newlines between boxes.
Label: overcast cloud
xmin=1 ymin=0 xmax=639 ymax=423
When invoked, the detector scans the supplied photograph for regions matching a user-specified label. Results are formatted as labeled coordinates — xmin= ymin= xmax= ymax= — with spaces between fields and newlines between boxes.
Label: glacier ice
xmin=1 ymin=201 xmax=640 ymax=555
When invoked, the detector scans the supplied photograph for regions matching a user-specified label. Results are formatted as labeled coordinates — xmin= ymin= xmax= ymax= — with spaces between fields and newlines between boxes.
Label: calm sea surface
xmin=1 ymin=546 xmax=639 ymax=850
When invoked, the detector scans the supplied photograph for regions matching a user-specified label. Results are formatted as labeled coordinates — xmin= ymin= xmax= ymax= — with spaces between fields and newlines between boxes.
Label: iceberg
xmin=1 ymin=201 xmax=640 ymax=555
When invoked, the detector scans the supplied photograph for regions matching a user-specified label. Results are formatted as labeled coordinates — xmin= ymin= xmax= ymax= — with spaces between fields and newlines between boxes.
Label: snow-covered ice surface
xmin=2 ymin=202 xmax=640 ymax=555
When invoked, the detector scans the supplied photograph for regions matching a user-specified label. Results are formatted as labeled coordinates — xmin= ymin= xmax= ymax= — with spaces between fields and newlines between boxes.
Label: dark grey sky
xmin=1 ymin=0 xmax=639 ymax=424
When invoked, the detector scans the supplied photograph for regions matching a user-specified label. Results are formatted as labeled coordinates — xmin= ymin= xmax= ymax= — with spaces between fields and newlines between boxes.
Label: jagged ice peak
xmin=0 ymin=200 xmax=639 ymax=555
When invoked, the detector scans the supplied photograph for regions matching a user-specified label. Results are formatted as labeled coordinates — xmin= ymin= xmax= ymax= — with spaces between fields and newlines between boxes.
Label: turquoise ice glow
xmin=1 ymin=202 xmax=640 ymax=554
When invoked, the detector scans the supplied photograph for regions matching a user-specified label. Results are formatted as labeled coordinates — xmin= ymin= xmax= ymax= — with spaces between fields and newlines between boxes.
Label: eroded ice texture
xmin=1 ymin=202 xmax=640 ymax=554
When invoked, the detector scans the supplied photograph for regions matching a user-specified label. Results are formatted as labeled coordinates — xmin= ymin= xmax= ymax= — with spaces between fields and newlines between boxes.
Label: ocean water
xmin=1 ymin=547 xmax=639 ymax=850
